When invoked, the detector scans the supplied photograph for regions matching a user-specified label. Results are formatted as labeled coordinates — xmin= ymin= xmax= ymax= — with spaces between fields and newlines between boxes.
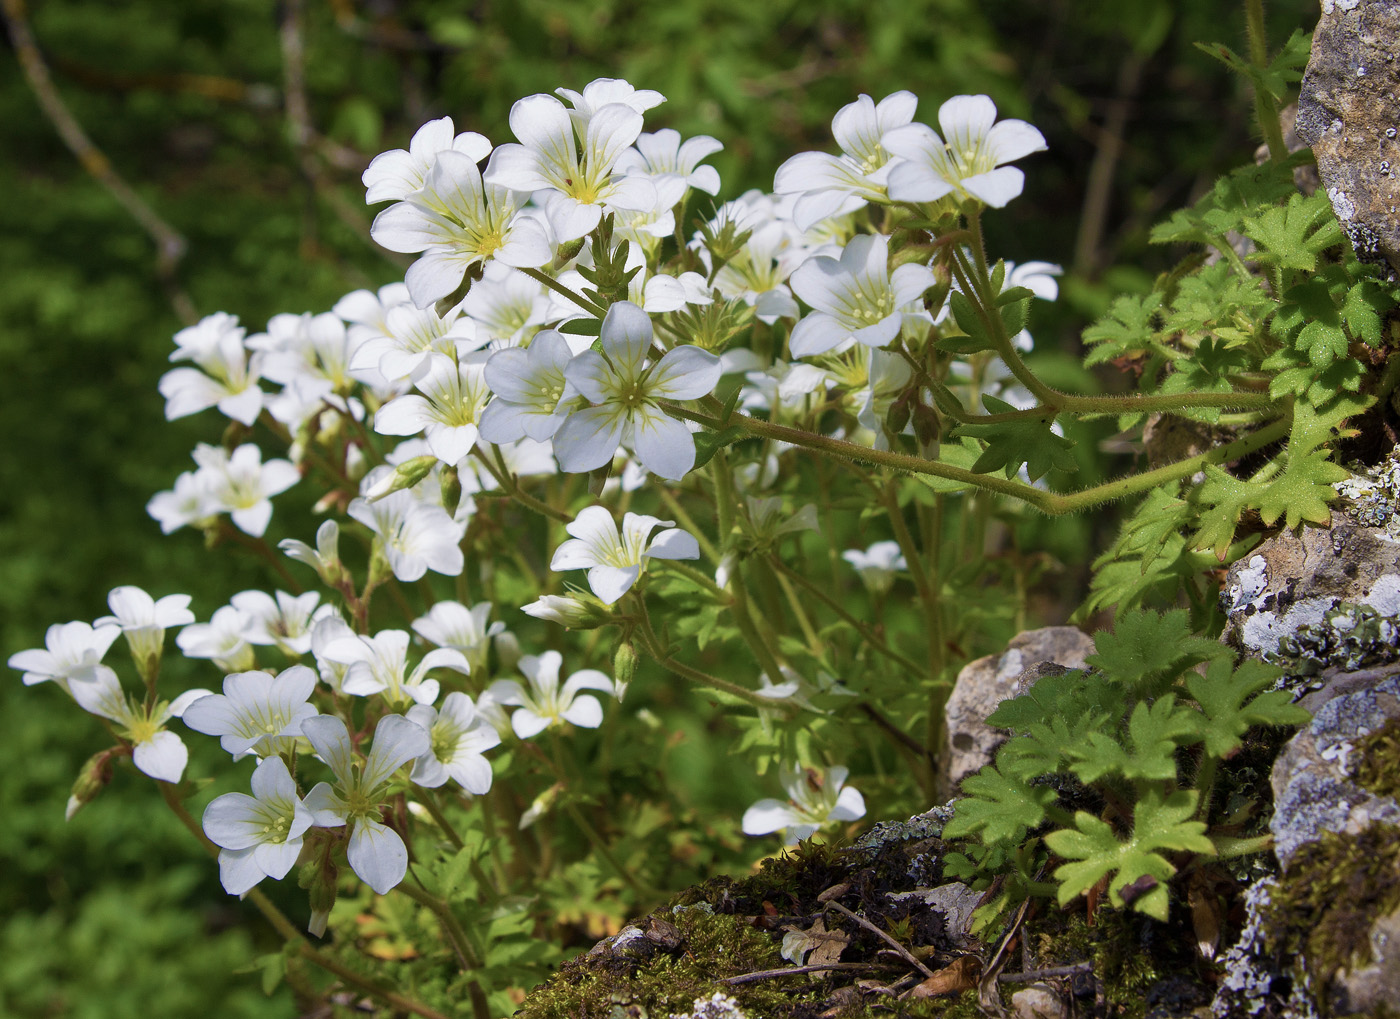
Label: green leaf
xmin=1069 ymin=696 xmax=1202 ymax=785
xmin=1191 ymin=464 xmax=1267 ymax=559
xmin=945 ymin=291 xmax=996 ymax=354
xmin=559 ymin=317 xmax=602 ymax=336
xmin=1046 ymin=789 xmax=1214 ymax=920
xmin=1086 ymin=608 xmax=1230 ymax=697
xmin=1185 ymin=658 xmax=1308 ymax=757
xmin=1242 ymin=192 xmax=1341 ymax=274
xmin=1082 ymin=292 xmax=1163 ymax=366
xmin=691 ymin=426 xmax=747 ymax=472
xmin=943 ymin=765 xmax=1058 ymax=847
xmin=956 ymin=396 xmax=1078 ymax=481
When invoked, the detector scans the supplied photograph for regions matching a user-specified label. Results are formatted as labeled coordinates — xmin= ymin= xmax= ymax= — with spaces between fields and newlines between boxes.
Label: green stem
xmin=473 ymin=446 xmax=572 ymax=522
xmin=654 ymin=485 xmax=719 ymax=564
xmin=766 ymin=555 xmax=924 ymax=676
xmin=667 ymin=403 xmax=1290 ymax=515
xmin=518 ymin=265 xmax=607 ymax=318
xmin=1245 ymin=0 xmax=1288 ymax=161
xmin=632 ymin=601 xmax=794 ymax=712
xmin=397 ymin=878 xmax=484 ymax=972
xmin=418 ymin=789 xmax=465 ymax=851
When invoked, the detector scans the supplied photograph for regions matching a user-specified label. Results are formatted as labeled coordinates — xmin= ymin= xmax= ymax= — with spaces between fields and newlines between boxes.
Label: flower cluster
xmin=15 ymin=78 xmax=1056 ymax=950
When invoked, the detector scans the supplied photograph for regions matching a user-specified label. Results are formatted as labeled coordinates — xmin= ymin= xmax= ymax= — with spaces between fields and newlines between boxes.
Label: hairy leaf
xmin=956 ymin=396 xmax=1078 ymax=481
xmin=1185 ymin=658 xmax=1308 ymax=757
xmin=1047 ymin=789 xmax=1214 ymax=920
xmin=1069 ymin=696 xmax=1202 ymax=785
xmin=1086 ymin=608 xmax=1230 ymax=697
xmin=944 ymin=765 xmax=1058 ymax=847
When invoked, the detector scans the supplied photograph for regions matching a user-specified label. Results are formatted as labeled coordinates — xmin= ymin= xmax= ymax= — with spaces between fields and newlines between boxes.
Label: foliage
xmin=944 ymin=610 xmax=1310 ymax=922
xmin=0 ymin=0 xmax=1368 ymax=1015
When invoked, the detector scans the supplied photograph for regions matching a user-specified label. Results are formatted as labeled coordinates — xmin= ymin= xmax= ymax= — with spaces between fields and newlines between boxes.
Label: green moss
xmin=1269 ymin=826 xmax=1400 ymax=980
xmin=515 ymin=908 xmax=804 ymax=1019
xmin=1353 ymin=718 xmax=1400 ymax=800
xmin=1031 ymin=909 xmax=1188 ymax=1019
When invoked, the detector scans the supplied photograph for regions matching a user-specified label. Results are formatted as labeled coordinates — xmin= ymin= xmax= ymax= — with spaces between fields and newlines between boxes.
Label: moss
xmin=1353 ymin=717 xmax=1400 ymax=800
xmin=515 ymin=908 xmax=804 ymax=1019
xmin=1268 ymin=825 xmax=1400 ymax=981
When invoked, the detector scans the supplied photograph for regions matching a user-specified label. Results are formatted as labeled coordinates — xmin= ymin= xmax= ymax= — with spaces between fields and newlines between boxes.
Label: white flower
xmin=147 ymin=470 xmax=217 ymax=535
xmin=741 ymin=763 xmax=866 ymax=844
xmin=230 ymin=589 xmax=329 ymax=656
xmin=348 ymin=300 xmax=485 ymax=386
xmin=182 ymin=665 xmax=319 ymax=760
xmin=615 ymin=128 xmax=724 ymax=207
xmin=478 ymin=330 xmax=578 ymax=443
xmin=841 ymin=540 xmax=907 ymax=595
xmin=411 ymin=601 xmax=504 ymax=674
xmin=370 ymin=150 xmax=554 ymax=309
xmin=486 ymin=650 xmax=614 ymax=739
xmin=159 ymin=312 xmax=265 ymax=426
xmin=550 ymin=505 xmax=700 ymax=604
xmin=884 ymin=94 xmax=1046 ymax=208
xmin=788 ymin=233 xmax=935 ymax=358
xmin=347 ymin=489 xmax=466 ymax=581
xmin=484 ymin=94 xmax=657 ymax=242
xmin=69 ymin=669 xmax=207 ymax=782
xmin=775 ymin=91 xmax=918 ymax=230
xmin=302 ymin=713 xmax=431 ymax=894
xmin=554 ymin=301 xmax=721 ymax=480
xmin=406 ymin=692 xmax=500 ymax=792
xmin=320 ymin=628 xmax=469 ymax=707
xmin=309 ymin=615 xmax=356 ymax=692
xmin=555 ymin=78 xmax=665 ymax=126
xmin=203 ymin=755 xmax=315 ymax=896
xmin=362 ymin=116 xmax=492 ymax=204
xmin=279 ymin=520 xmax=343 ymax=585
xmin=460 ymin=262 xmax=555 ymax=346
xmin=175 ymin=605 xmax=256 ymax=674
xmin=96 ymin=586 xmax=195 ymax=666
xmin=8 ymin=621 xmax=121 ymax=692
xmin=191 ymin=443 xmax=301 ymax=538
xmin=373 ymin=352 xmax=491 ymax=464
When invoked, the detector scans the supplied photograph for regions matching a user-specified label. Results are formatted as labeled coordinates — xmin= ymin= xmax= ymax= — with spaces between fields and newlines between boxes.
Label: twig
xmin=825 ymin=900 xmax=935 ymax=979
xmin=2 ymin=0 xmax=196 ymax=324
xmin=721 ymin=961 xmax=905 ymax=985
xmin=999 ymin=962 xmax=1093 ymax=985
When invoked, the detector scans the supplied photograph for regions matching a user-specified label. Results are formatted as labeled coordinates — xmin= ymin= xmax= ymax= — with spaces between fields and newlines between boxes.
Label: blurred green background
xmin=0 ymin=0 xmax=1316 ymax=1014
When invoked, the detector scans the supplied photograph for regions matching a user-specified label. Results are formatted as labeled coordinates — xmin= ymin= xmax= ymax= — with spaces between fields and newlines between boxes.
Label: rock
xmin=1220 ymin=510 xmax=1400 ymax=682
xmin=939 ymin=626 xmax=1095 ymax=798
xmin=1331 ymin=904 xmax=1400 ymax=1015
xmin=1270 ymin=669 xmax=1400 ymax=863
xmin=1296 ymin=0 xmax=1400 ymax=280
xmin=1011 ymin=983 xmax=1067 ymax=1019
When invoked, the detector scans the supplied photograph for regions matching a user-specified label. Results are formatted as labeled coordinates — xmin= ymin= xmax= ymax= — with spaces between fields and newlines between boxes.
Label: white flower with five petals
xmin=486 ymin=650 xmax=614 ymax=739
xmin=884 ymin=94 xmax=1046 ymax=208
xmin=301 ymin=713 xmax=430 ymax=894
xmin=741 ymin=763 xmax=866 ymax=844
xmin=320 ymin=628 xmax=469 ymax=707
xmin=405 ymin=692 xmax=500 ymax=792
xmin=181 ymin=665 xmax=320 ymax=760
xmin=788 ymin=234 xmax=935 ymax=358
xmin=203 ymin=755 xmax=315 ymax=895
xmin=69 ymin=669 xmax=207 ymax=783
xmin=553 ymin=301 xmax=721 ymax=480
xmin=8 ymin=621 xmax=121 ymax=692
xmin=774 ymin=91 xmax=918 ymax=230
xmin=550 ymin=505 xmax=699 ymax=604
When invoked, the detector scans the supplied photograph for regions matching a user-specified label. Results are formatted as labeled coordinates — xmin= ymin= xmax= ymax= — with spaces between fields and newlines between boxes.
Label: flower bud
xmin=521 ymin=593 xmax=613 ymax=630
xmin=439 ymin=464 xmax=462 ymax=517
xmin=300 ymin=857 xmax=339 ymax=938
xmin=66 ymin=748 xmax=116 ymax=821
xmin=363 ymin=455 xmax=437 ymax=502
xmin=612 ymin=641 xmax=638 ymax=703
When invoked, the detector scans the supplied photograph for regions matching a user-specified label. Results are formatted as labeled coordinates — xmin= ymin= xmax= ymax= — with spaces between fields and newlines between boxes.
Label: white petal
xmin=647 ymin=346 xmax=721 ymax=401
xmin=562 ymin=694 xmax=603 ymax=729
xmin=630 ymin=410 xmax=696 ymax=480
xmin=587 ymin=564 xmax=641 ymax=605
xmin=962 ymin=167 xmax=1025 ymax=208
xmin=361 ymin=714 xmax=432 ymax=790
xmin=553 ymin=405 xmax=625 ymax=474
xmin=218 ymin=847 xmax=266 ymax=896
xmin=742 ymin=799 xmax=799 ymax=835
xmin=348 ymin=818 xmax=409 ymax=894
xmin=644 ymin=528 xmax=700 ymax=561
xmin=133 ymin=730 xmax=188 ymax=783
